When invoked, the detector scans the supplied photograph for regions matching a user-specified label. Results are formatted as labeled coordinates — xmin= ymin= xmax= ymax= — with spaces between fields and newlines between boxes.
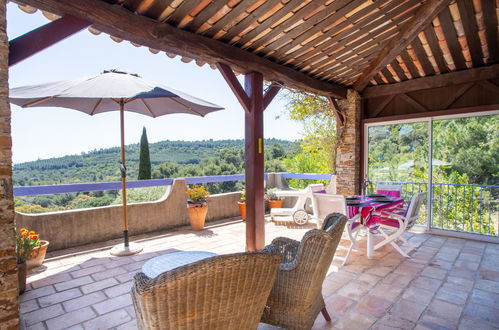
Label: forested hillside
xmin=14 ymin=139 xmax=298 ymax=186
xmin=14 ymin=139 xmax=300 ymax=213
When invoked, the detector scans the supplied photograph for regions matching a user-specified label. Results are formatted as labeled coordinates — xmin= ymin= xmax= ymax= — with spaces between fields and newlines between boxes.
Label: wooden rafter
xmin=353 ymin=0 xmax=451 ymax=92
xmin=15 ymin=0 xmax=347 ymax=98
xmin=9 ymin=15 xmax=91 ymax=66
xmin=362 ymin=64 xmax=499 ymax=98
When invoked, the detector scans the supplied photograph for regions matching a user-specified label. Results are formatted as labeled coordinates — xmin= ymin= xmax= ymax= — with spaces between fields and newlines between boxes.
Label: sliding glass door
xmin=365 ymin=112 xmax=499 ymax=238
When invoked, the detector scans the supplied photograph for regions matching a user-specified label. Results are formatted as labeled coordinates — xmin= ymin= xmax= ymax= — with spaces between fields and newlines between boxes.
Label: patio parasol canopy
xmin=9 ymin=70 xmax=224 ymax=256
xmin=9 ymin=70 xmax=223 ymax=117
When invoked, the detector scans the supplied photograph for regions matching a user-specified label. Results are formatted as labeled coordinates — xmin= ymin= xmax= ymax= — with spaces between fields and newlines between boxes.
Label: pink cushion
xmin=376 ymin=189 xmax=401 ymax=197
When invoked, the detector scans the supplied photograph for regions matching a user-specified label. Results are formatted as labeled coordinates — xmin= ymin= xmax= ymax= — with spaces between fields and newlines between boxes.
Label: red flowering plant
xmin=186 ymin=185 xmax=210 ymax=203
xmin=16 ymin=228 xmax=42 ymax=263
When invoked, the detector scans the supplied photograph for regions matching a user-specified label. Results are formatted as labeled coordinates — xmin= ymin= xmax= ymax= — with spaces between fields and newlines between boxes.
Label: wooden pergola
xmin=6 ymin=0 xmax=499 ymax=253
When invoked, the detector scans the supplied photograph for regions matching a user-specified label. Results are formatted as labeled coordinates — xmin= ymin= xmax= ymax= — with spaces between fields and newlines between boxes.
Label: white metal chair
xmin=376 ymin=184 xmax=403 ymax=197
xmin=271 ymin=184 xmax=324 ymax=225
xmin=311 ymin=193 xmax=361 ymax=265
xmin=373 ymin=192 xmax=426 ymax=257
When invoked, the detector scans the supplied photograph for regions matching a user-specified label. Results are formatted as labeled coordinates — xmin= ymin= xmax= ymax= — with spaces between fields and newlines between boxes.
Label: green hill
xmin=13 ymin=139 xmax=299 ymax=186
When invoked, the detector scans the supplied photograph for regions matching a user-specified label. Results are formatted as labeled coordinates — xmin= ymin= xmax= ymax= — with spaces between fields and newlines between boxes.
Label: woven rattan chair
xmin=261 ymin=213 xmax=347 ymax=330
xmin=132 ymin=251 xmax=281 ymax=330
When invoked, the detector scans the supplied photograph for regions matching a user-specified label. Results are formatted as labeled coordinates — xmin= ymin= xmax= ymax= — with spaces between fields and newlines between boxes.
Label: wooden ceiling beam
xmin=15 ymin=0 xmax=347 ymax=98
xmin=353 ymin=0 xmax=451 ymax=92
xmin=362 ymin=64 xmax=499 ymax=98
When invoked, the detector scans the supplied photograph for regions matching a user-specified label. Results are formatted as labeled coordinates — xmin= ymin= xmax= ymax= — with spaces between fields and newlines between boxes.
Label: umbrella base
xmin=110 ymin=242 xmax=143 ymax=257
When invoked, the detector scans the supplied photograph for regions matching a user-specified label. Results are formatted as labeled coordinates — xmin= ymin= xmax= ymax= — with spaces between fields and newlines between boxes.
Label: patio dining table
xmin=346 ymin=195 xmax=404 ymax=259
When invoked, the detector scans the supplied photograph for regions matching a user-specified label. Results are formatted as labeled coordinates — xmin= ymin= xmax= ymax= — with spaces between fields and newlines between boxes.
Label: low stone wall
xmin=15 ymin=179 xmax=241 ymax=251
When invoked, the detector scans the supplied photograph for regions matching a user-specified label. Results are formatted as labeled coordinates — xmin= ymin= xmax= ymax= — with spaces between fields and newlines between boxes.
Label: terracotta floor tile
xmin=18 ymin=220 xmax=499 ymax=330
xmin=389 ymin=298 xmax=427 ymax=323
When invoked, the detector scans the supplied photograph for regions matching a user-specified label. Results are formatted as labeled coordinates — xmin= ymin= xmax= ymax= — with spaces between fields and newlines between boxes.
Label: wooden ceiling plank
xmin=373 ymin=74 xmax=384 ymax=85
xmin=202 ymin=0 xmax=258 ymax=38
xmin=381 ymin=67 xmax=397 ymax=84
xmin=400 ymin=50 xmax=421 ymax=78
xmin=308 ymin=27 xmax=400 ymax=78
xmin=411 ymin=37 xmax=436 ymax=75
xmin=185 ymin=0 xmax=228 ymax=32
xmin=292 ymin=0 xmax=423 ymax=66
xmin=269 ymin=0 xmax=366 ymax=59
xmin=353 ymin=0 xmax=452 ymax=91
xmin=140 ymin=0 xmax=176 ymax=20
xmin=481 ymin=0 xmax=499 ymax=63
xmin=245 ymin=1 xmax=324 ymax=50
xmin=390 ymin=59 xmax=408 ymax=81
xmin=362 ymin=64 xmax=499 ymax=97
xmin=260 ymin=0 xmax=353 ymax=55
xmin=237 ymin=0 xmax=304 ymax=47
xmin=437 ymin=7 xmax=467 ymax=70
xmin=221 ymin=0 xmax=281 ymax=43
xmin=456 ymin=0 xmax=484 ymax=66
xmin=167 ymin=0 xmax=204 ymax=26
xmin=16 ymin=0 xmax=347 ymax=98
xmin=424 ymin=25 xmax=449 ymax=73
xmin=315 ymin=43 xmax=383 ymax=80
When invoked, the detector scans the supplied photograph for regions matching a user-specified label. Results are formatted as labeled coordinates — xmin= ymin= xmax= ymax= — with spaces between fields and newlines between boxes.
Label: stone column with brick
xmin=0 ymin=2 xmax=19 ymax=329
xmin=335 ymin=89 xmax=361 ymax=196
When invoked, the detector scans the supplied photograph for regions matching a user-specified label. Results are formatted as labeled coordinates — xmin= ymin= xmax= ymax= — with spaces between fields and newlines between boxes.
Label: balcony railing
xmin=371 ymin=180 xmax=498 ymax=237
xmin=14 ymin=174 xmax=497 ymax=237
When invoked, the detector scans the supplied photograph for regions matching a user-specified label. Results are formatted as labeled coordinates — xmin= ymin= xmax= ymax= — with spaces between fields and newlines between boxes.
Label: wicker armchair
xmin=261 ymin=213 xmax=347 ymax=330
xmin=132 ymin=251 xmax=281 ymax=330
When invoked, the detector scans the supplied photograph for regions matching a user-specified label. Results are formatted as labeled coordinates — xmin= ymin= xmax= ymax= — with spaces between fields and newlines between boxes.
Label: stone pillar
xmin=335 ymin=90 xmax=361 ymax=196
xmin=0 ymin=2 xmax=19 ymax=328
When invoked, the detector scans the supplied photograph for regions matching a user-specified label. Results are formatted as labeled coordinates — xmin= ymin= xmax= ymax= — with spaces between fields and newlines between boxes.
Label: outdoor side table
xmin=141 ymin=251 xmax=218 ymax=279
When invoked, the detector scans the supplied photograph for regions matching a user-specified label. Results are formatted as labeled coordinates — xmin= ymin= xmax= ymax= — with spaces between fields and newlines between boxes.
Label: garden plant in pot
xmin=16 ymin=228 xmax=42 ymax=294
xmin=266 ymin=188 xmax=284 ymax=209
xmin=238 ymin=190 xmax=246 ymax=221
xmin=186 ymin=185 xmax=210 ymax=230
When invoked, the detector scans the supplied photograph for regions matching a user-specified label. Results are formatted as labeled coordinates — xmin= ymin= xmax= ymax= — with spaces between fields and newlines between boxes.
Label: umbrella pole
xmin=110 ymin=100 xmax=142 ymax=256
xmin=119 ymin=100 xmax=129 ymax=248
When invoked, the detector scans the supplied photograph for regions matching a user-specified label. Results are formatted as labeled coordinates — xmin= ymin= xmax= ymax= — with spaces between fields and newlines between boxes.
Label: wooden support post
xmin=9 ymin=15 xmax=91 ymax=66
xmin=245 ymin=71 xmax=265 ymax=251
xmin=217 ymin=63 xmax=280 ymax=251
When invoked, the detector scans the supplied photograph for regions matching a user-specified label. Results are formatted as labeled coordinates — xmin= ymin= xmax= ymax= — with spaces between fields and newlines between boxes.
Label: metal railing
xmin=372 ymin=180 xmax=499 ymax=237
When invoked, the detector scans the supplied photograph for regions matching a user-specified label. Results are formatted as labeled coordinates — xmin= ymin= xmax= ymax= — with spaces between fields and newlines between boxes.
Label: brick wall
xmin=0 ymin=2 xmax=19 ymax=328
xmin=335 ymin=90 xmax=361 ymax=196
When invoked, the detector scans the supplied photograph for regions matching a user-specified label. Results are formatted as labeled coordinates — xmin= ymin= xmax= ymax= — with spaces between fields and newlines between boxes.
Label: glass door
xmin=366 ymin=121 xmax=429 ymax=225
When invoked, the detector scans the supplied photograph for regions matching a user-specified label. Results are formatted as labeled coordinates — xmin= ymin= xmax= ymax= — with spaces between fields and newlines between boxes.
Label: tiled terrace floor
xmin=21 ymin=217 xmax=499 ymax=330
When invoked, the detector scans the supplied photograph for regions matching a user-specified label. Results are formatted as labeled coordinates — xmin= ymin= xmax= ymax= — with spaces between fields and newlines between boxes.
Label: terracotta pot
xmin=27 ymin=240 xmax=49 ymax=270
xmin=18 ymin=262 xmax=27 ymax=295
xmin=268 ymin=200 xmax=284 ymax=209
xmin=238 ymin=202 xmax=246 ymax=221
xmin=187 ymin=202 xmax=208 ymax=230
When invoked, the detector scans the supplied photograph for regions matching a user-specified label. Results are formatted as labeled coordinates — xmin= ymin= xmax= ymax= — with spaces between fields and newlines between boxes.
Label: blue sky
xmin=7 ymin=3 xmax=302 ymax=163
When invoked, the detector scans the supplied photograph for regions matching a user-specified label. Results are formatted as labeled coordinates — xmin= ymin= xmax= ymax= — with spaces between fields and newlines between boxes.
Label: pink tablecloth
xmin=348 ymin=197 xmax=404 ymax=228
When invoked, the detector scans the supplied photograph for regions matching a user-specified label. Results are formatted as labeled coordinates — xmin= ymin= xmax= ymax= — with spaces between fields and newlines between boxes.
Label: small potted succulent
xmin=266 ymin=188 xmax=284 ymax=209
xmin=238 ymin=190 xmax=246 ymax=221
xmin=186 ymin=185 xmax=210 ymax=230
xmin=16 ymin=228 xmax=43 ymax=294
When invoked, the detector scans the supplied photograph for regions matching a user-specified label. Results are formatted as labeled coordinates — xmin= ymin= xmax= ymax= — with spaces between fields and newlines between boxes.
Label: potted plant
xmin=16 ymin=228 xmax=42 ymax=294
xmin=186 ymin=185 xmax=210 ymax=230
xmin=266 ymin=188 xmax=284 ymax=209
xmin=238 ymin=190 xmax=246 ymax=221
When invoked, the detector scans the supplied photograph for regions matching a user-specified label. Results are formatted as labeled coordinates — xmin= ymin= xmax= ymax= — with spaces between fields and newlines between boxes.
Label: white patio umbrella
xmin=10 ymin=70 xmax=224 ymax=256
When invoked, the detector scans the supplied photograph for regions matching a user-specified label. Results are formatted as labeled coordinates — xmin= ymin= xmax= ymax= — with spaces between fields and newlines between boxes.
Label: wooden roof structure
xmin=11 ymin=0 xmax=499 ymax=100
